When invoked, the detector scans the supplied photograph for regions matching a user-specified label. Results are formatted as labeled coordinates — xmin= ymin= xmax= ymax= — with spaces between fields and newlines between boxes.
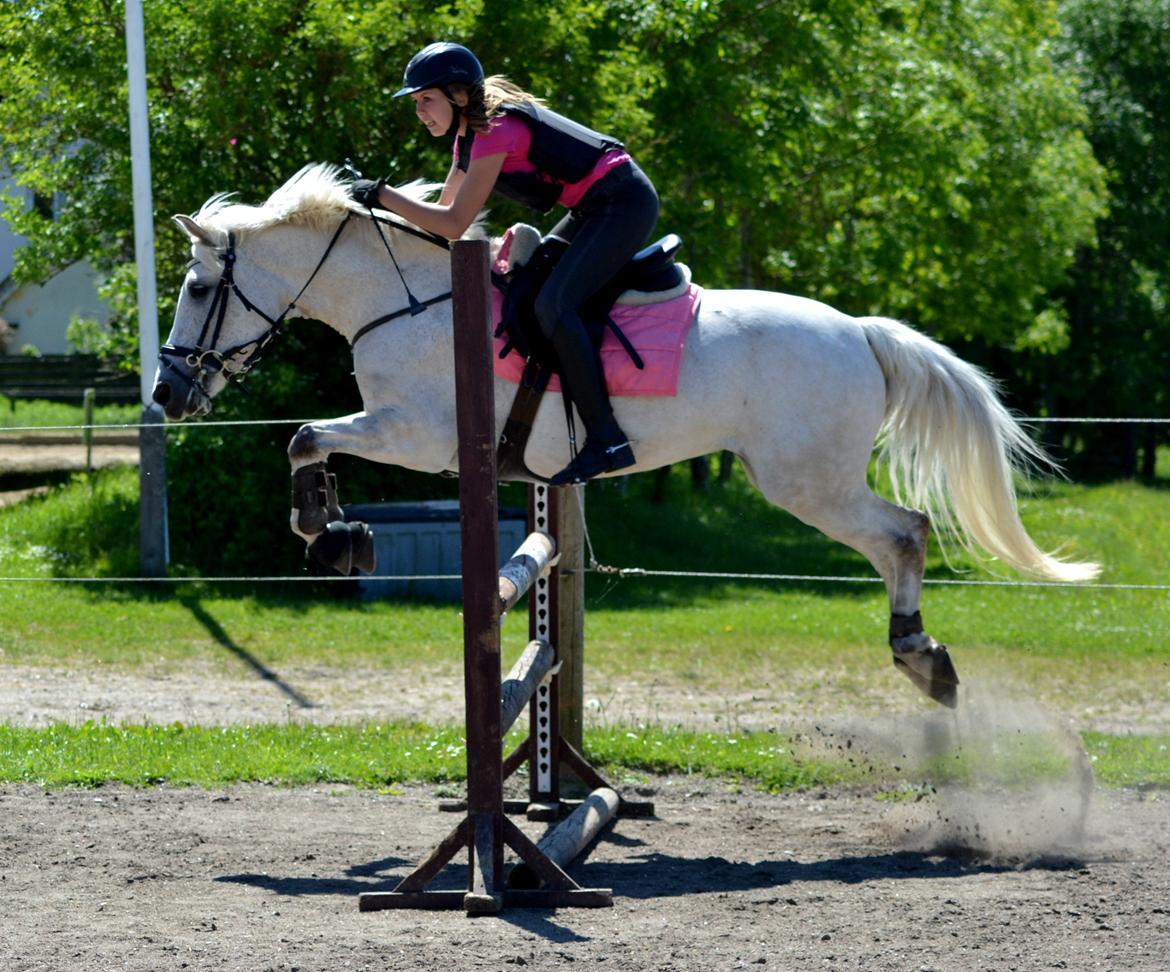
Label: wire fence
xmin=0 ymin=412 xmax=1166 ymax=593
xmin=3 ymin=415 xmax=1170 ymax=437
xmin=2 ymin=571 xmax=1165 ymax=591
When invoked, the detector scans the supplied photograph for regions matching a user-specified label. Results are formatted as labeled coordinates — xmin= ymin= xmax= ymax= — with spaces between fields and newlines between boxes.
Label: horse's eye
xmin=187 ymin=281 xmax=210 ymax=299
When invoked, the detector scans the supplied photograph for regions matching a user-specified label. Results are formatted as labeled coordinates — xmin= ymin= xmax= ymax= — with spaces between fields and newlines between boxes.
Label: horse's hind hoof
xmin=307 ymin=520 xmax=376 ymax=575
xmin=892 ymin=641 xmax=960 ymax=709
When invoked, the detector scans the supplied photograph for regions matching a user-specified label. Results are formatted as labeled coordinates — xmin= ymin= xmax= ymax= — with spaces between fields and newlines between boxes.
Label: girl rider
xmin=350 ymin=42 xmax=659 ymax=485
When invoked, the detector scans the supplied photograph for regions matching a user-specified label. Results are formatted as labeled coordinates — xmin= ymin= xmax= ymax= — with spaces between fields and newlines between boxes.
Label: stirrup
xmin=549 ymin=438 xmax=635 ymax=486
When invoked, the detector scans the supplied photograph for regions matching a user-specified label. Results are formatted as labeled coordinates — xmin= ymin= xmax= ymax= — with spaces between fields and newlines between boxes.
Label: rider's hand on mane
xmin=350 ymin=178 xmax=386 ymax=209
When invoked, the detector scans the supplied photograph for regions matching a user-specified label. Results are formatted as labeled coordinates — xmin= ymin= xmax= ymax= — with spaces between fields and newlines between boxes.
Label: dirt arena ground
xmin=1 ymin=445 xmax=1167 ymax=969
xmin=1 ymin=667 xmax=1168 ymax=972
xmin=1 ymin=776 xmax=1166 ymax=971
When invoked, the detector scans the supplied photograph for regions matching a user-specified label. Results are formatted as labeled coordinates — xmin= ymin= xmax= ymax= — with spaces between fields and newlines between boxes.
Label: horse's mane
xmin=191 ymin=162 xmax=487 ymax=241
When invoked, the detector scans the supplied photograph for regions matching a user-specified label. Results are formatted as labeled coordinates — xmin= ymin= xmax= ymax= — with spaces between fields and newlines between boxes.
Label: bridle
xmin=158 ymin=208 xmax=453 ymax=399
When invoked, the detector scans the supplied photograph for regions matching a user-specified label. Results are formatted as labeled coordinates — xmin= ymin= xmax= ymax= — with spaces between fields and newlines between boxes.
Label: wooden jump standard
xmin=358 ymin=239 xmax=651 ymax=915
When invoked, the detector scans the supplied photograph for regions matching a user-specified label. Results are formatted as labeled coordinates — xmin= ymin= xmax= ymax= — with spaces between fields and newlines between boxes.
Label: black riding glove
xmin=350 ymin=178 xmax=386 ymax=209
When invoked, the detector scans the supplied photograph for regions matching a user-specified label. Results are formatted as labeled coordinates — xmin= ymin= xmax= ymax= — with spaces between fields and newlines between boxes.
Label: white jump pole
xmin=125 ymin=0 xmax=169 ymax=575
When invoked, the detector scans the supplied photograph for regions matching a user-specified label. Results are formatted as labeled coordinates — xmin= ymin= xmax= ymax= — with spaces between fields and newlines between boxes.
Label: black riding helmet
xmin=393 ymin=42 xmax=484 ymax=98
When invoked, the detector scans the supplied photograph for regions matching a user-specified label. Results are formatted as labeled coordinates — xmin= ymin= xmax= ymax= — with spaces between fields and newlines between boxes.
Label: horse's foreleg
xmin=285 ymin=409 xmax=456 ymax=574
xmin=286 ymin=425 xmax=375 ymax=575
xmin=290 ymin=461 xmax=342 ymax=539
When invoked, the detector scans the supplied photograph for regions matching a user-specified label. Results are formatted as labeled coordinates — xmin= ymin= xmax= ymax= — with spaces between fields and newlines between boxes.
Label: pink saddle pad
xmin=490 ymin=284 xmax=702 ymax=397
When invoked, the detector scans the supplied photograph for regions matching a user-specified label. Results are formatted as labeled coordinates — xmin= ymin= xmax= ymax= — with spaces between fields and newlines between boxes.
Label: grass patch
xmin=586 ymin=725 xmax=850 ymax=792
xmin=1083 ymin=732 xmax=1170 ymax=788
xmin=0 ymin=721 xmax=1163 ymax=792
xmin=0 ymin=722 xmax=470 ymax=788
xmin=0 ymin=396 xmax=138 ymax=430
xmin=0 ymin=461 xmax=1166 ymax=745
xmin=0 ymin=722 xmax=846 ymax=791
xmin=0 ymin=466 xmax=141 ymax=578
xmin=917 ymin=731 xmax=1088 ymax=789
xmin=567 ymin=464 xmax=1151 ymax=605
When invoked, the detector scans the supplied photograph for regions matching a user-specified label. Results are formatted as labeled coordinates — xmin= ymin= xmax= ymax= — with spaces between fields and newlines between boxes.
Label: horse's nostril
xmin=152 ymin=383 xmax=171 ymax=406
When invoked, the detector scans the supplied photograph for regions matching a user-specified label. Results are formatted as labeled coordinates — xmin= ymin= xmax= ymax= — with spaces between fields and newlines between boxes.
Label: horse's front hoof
xmin=892 ymin=639 xmax=960 ymax=708
xmin=307 ymin=520 xmax=376 ymax=575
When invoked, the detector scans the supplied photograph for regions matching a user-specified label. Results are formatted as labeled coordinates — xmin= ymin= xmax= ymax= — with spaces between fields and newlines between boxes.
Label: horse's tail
xmin=858 ymin=316 xmax=1099 ymax=582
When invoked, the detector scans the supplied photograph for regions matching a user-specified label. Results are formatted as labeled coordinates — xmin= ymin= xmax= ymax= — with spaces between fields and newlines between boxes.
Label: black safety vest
xmin=456 ymin=102 xmax=624 ymax=213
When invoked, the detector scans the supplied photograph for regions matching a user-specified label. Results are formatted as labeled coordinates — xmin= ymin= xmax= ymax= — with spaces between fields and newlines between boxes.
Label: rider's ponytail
xmin=452 ymin=76 xmax=544 ymax=135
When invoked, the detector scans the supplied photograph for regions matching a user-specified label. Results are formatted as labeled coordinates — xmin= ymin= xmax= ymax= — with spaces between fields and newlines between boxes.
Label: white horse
xmin=153 ymin=163 xmax=1098 ymax=708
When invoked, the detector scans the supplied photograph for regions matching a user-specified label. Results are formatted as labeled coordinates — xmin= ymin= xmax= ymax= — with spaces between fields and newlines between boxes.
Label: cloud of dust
xmin=804 ymin=679 xmax=1094 ymax=863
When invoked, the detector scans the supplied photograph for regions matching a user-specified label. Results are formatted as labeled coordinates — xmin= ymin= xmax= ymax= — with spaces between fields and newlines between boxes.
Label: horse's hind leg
xmin=754 ymin=474 xmax=959 ymax=707
xmin=868 ymin=502 xmax=961 ymax=709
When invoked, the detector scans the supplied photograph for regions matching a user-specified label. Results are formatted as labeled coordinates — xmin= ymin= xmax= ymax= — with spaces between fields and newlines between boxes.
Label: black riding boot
xmin=548 ymin=323 xmax=635 ymax=486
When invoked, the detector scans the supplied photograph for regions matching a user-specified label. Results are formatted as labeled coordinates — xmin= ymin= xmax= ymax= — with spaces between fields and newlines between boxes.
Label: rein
xmin=350 ymin=290 xmax=455 ymax=347
xmin=159 ymin=207 xmax=455 ymax=393
xmin=350 ymin=211 xmax=453 ymax=348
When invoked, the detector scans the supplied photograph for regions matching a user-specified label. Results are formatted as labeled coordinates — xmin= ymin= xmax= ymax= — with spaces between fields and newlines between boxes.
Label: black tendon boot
xmin=548 ymin=324 xmax=635 ymax=485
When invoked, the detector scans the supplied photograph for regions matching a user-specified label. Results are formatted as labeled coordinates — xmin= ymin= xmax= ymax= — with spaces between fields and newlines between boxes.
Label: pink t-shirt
xmin=458 ymin=114 xmax=631 ymax=210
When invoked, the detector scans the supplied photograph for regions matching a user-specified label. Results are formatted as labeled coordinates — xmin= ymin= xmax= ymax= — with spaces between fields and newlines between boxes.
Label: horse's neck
xmin=274 ymin=220 xmax=452 ymax=344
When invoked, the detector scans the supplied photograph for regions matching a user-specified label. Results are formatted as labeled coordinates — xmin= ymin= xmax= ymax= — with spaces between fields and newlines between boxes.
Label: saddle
xmin=492 ymin=225 xmax=689 ymax=481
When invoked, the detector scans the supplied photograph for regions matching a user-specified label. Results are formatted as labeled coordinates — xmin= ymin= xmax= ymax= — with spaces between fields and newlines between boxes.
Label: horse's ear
xmin=173 ymin=214 xmax=216 ymax=247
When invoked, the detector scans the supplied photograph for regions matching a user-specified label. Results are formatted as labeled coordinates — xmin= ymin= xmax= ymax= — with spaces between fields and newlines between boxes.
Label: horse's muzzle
xmin=152 ymin=361 xmax=212 ymax=420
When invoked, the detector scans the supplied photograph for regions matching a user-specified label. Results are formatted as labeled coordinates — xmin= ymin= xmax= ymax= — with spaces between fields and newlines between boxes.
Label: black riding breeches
xmin=532 ymin=161 xmax=660 ymax=341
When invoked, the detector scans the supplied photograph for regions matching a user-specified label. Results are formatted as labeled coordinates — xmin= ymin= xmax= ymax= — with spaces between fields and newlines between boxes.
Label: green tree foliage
xmin=626 ymin=0 xmax=1105 ymax=346
xmin=1050 ymin=0 xmax=1170 ymax=477
xmin=0 ymin=0 xmax=1117 ymax=571
xmin=1 ymin=0 xmax=1105 ymax=350
xmin=1 ymin=0 xmax=458 ymax=335
xmin=0 ymin=0 xmax=479 ymax=573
